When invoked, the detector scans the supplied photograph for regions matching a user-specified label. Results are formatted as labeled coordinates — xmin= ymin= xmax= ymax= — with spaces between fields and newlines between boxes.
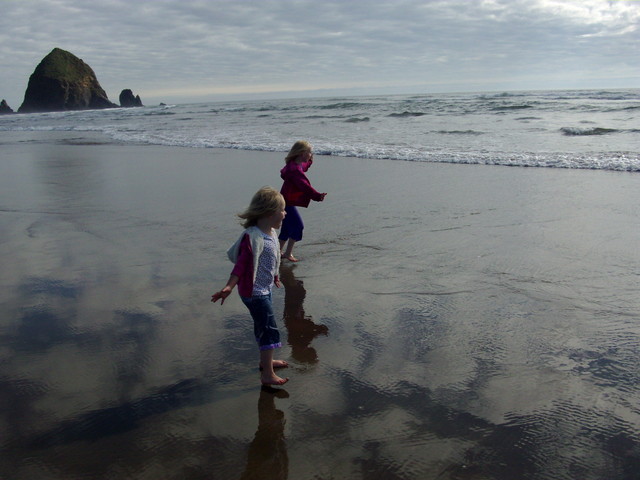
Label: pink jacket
xmin=280 ymin=161 xmax=323 ymax=208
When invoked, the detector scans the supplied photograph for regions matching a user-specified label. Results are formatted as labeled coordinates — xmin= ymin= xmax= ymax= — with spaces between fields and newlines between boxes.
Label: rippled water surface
xmin=1 ymin=133 xmax=639 ymax=479
xmin=1 ymin=88 xmax=639 ymax=170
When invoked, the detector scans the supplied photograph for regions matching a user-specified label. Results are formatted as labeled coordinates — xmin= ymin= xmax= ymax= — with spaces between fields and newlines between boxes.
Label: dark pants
xmin=278 ymin=205 xmax=304 ymax=242
xmin=241 ymin=293 xmax=282 ymax=351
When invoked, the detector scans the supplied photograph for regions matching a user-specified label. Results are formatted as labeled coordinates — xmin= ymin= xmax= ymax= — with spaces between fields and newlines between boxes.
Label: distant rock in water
xmin=18 ymin=48 xmax=117 ymax=113
xmin=0 ymin=99 xmax=14 ymax=114
xmin=119 ymin=89 xmax=143 ymax=107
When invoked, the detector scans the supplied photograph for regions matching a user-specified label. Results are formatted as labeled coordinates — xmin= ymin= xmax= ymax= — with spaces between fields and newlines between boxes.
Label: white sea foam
xmin=1 ymin=89 xmax=639 ymax=171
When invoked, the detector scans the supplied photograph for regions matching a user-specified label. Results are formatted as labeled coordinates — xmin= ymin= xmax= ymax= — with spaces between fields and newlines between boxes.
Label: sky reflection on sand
xmin=1 ymin=135 xmax=639 ymax=479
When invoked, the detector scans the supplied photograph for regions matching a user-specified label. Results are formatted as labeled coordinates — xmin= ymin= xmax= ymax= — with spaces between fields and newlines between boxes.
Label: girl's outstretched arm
xmin=289 ymin=166 xmax=325 ymax=201
xmin=211 ymin=274 xmax=240 ymax=304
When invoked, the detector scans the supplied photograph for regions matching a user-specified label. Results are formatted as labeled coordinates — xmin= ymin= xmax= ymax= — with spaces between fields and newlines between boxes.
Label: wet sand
xmin=1 ymin=130 xmax=639 ymax=479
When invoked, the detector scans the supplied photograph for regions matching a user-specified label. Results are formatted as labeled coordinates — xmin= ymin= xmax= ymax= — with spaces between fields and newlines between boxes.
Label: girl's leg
xmin=282 ymin=238 xmax=298 ymax=262
xmin=279 ymin=206 xmax=303 ymax=261
xmin=243 ymin=294 xmax=289 ymax=386
xmin=260 ymin=349 xmax=289 ymax=386
xmin=279 ymin=236 xmax=296 ymax=261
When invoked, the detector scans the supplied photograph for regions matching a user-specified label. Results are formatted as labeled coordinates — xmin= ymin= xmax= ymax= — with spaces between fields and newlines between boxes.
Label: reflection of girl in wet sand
xmin=240 ymin=387 xmax=289 ymax=480
xmin=279 ymin=264 xmax=328 ymax=364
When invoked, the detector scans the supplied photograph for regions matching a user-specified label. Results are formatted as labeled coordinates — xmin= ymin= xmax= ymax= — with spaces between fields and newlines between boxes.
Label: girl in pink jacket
xmin=278 ymin=141 xmax=327 ymax=262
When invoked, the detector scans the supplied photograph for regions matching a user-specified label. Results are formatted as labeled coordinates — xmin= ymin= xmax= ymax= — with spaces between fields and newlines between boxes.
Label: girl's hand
xmin=212 ymin=288 xmax=232 ymax=304
xmin=320 ymin=193 xmax=327 ymax=201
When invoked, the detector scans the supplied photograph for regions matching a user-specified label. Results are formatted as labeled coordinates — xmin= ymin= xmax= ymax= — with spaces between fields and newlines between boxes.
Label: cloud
xmin=0 ymin=0 xmax=638 ymax=106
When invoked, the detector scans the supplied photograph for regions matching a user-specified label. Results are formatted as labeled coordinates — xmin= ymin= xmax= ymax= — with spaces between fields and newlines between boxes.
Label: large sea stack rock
xmin=0 ymin=99 xmax=14 ymax=114
xmin=18 ymin=48 xmax=117 ymax=113
xmin=119 ymin=89 xmax=144 ymax=107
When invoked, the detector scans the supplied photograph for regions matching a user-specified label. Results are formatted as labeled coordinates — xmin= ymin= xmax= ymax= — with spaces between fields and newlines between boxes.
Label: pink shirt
xmin=280 ymin=161 xmax=323 ymax=208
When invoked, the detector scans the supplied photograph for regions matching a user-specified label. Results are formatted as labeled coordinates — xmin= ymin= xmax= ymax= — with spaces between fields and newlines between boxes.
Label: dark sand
xmin=1 ymin=130 xmax=639 ymax=479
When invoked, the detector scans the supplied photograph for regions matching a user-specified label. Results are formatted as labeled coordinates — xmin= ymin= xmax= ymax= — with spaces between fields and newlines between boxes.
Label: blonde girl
xmin=278 ymin=141 xmax=327 ymax=262
xmin=212 ymin=186 xmax=289 ymax=386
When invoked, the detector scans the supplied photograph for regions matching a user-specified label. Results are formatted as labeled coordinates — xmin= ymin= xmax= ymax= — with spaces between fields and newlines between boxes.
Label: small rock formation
xmin=18 ymin=48 xmax=117 ymax=113
xmin=119 ymin=89 xmax=143 ymax=107
xmin=0 ymin=99 xmax=14 ymax=114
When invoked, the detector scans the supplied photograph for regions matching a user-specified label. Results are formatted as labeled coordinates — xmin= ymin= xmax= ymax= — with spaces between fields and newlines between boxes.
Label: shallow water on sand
xmin=1 ymin=133 xmax=639 ymax=479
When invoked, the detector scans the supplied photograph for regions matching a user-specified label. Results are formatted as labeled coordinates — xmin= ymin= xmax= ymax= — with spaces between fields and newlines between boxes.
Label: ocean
xmin=1 ymin=88 xmax=639 ymax=171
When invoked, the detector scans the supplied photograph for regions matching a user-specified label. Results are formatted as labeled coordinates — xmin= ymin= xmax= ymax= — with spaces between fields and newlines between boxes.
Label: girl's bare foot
xmin=259 ymin=359 xmax=289 ymax=370
xmin=261 ymin=374 xmax=289 ymax=386
xmin=284 ymin=255 xmax=299 ymax=262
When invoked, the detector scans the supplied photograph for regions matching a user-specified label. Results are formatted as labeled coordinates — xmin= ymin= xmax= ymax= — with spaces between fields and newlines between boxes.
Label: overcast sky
xmin=1 ymin=0 xmax=639 ymax=107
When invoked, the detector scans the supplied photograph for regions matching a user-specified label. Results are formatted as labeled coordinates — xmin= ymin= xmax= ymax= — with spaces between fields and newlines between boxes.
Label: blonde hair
xmin=238 ymin=186 xmax=285 ymax=228
xmin=285 ymin=140 xmax=312 ymax=164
